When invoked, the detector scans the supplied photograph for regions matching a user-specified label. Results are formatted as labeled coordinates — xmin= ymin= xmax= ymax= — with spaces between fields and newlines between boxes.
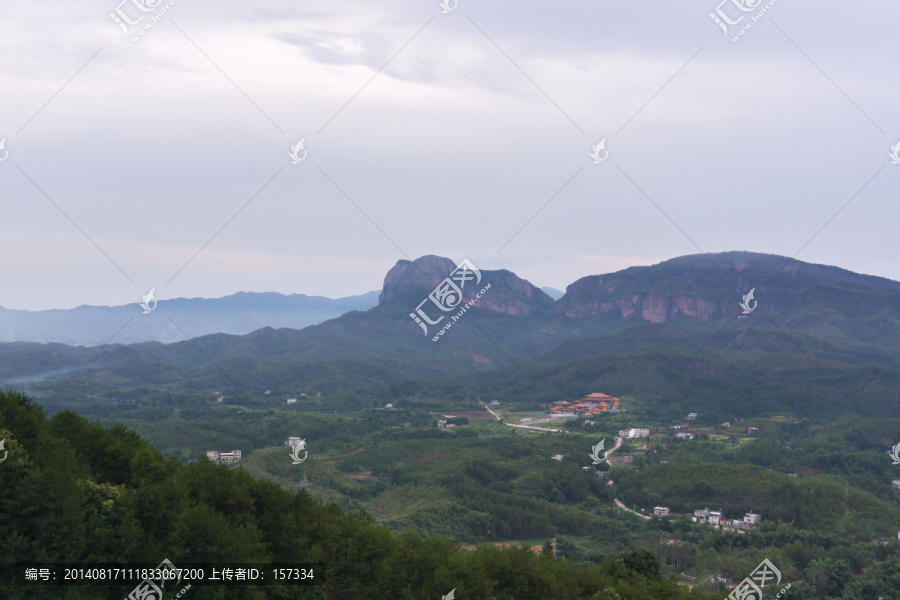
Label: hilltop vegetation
xmin=30 ymin=387 xmax=900 ymax=598
xmin=0 ymin=390 xmax=716 ymax=600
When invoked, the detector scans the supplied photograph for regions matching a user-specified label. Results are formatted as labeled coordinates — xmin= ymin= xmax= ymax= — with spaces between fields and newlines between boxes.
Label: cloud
xmin=0 ymin=0 xmax=898 ymax=311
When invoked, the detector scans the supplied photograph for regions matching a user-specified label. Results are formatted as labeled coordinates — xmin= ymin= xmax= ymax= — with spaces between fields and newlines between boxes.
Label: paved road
xmin=484 ymin=404 xmax=566 ymax=432
xmin=607 ymin=436 xmax=624 ymax=457
xmin=615 ymin=498 xmax=651 ymax=520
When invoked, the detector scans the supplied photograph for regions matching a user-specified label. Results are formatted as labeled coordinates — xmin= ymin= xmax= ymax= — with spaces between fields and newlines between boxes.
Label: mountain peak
xmin=555 ymin=251 xmax=900 ymax=323
xmin=378 ymin=256 xmax=555 ymax=316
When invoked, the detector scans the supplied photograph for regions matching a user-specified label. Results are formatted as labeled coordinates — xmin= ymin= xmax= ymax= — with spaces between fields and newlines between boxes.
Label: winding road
xmin=485 ymin=405 xmax=645 ymax=519
xmin=483 ymin=404 xmax=567 ymax=432
xmin=614 ymin=498 xmax=651 ymax=520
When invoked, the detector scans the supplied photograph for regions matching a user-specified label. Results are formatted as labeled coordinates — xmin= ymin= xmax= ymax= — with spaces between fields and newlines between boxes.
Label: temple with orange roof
xmin=551 ymin=393 xmax=624 ymax=415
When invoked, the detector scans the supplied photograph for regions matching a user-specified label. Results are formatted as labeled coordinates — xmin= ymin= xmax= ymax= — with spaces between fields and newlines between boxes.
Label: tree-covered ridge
xmin=6 ymin=251 xmax=900 ymax=427
xmin=0 ymin=391 xmax=710 ymax=600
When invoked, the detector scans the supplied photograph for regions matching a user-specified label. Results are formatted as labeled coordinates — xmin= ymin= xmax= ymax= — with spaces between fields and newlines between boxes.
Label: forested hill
xmin=0 ymin=390 xmax=709 ymax=600
xmin=3 ymin=251 xmax=900 ymax=421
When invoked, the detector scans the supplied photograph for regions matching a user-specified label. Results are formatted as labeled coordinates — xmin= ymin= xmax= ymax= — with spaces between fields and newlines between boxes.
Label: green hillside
xmin=0 ymin=390 xmax=709 ymax=600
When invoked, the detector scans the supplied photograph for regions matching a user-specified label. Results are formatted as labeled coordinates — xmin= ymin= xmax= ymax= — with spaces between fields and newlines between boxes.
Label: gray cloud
xmin=0 ymin=0 xmax=898 ymax=312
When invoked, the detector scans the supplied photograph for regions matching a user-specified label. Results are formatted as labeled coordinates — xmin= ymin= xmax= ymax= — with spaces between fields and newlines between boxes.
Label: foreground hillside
xmin=0 ymin=391 xmax=710 ymax=600
xmin=61 ymin=390 xmax=900 ymax=598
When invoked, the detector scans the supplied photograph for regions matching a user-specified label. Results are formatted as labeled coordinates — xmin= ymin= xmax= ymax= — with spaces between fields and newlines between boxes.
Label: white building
xmin=207 ymin=449 xmax=241 ymax=462
xmin=619 ymin=428 xmax=650 ymax=439
xmin=384 ymin=403 xmax=393 ymax=409
xmin=686 ymin=413 xmax=698 ymax=420
xmin=286 ymin=437 xmax=304 ymax=447
xmin=551 ymin=454 xmax=564 ymax=461
xmin=744 ymin=513 xmax=762 ymax=526
xmin=286 ymin=398 xmax=297 ymax=404
xmin=654 ymin=506 xmax=670 ymax=517
xmin=219 ymin=449 xmax=241 ymax=462
xmin=694 ymin=508 xmax=709 ymax=523
xmin=676 ymin=432 xmax=693 ymax=439
xmin=709 ymin=510 xmax=722 ymax=526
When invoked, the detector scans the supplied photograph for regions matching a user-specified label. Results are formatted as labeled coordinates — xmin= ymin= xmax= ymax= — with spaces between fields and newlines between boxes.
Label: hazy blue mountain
xmin=541 ymin=286 xmax=565 ymax=300
xmin=0 ymin=291 xmax=380 ymax=346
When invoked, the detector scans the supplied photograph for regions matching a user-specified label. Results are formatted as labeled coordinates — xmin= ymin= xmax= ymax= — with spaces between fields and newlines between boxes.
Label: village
xmin=543 ymin=393 xmax=768 ymax=534
xmin=651 ymin=506 xmax=763 ymax=532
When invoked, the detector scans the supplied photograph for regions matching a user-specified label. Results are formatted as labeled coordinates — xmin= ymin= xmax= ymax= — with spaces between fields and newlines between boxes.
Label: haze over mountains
xmin=0 ymin=291 xmax=380 ymax=345
xmin=4 ymin=251 xmax=900 ymax=424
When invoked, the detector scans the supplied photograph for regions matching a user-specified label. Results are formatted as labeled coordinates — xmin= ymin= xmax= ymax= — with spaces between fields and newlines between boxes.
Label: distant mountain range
xmin=4 ymin=251 xmax=900 ymax=423
xmin=0 ymin=291 xmax=380 ymax=345
xmin=541 ymin=287 xmax=565 ymax=300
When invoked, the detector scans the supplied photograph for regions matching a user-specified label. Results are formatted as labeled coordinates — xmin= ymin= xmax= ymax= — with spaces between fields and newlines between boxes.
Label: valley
xmin=4 ymin=251 xmax=900 ymax=599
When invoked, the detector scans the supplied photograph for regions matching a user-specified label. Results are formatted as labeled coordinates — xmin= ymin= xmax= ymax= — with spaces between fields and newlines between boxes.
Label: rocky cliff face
xmin=379 ymin=252 xmax=900 ymax=326
xmin=379 ymin=256 xmax=554 ymax=317
xmin=378 ymin=256 xmax=457 ymax=304
xmin=553 ymin=251 xmax=900 ymax=324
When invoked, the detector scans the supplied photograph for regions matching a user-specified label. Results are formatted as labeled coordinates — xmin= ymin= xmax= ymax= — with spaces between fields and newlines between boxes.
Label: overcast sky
xmin=1 ymin=0 xmax=898 ymax=310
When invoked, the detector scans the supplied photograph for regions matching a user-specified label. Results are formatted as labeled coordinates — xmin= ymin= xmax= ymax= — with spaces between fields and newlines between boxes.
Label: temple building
xmin=551 ymin=393 xmax=624 ymax=415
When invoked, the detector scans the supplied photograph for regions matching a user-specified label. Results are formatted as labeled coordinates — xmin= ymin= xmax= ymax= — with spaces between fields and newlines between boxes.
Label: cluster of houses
xmin=437 ymin=420 xmax=457 ymax=428
xmin=551 ymin=393 xmax=624 ymax=415
xmin=650 ymin=506 xmax=762 ymax=531
xmin=206 ymin=449 xmax=242 ymax=462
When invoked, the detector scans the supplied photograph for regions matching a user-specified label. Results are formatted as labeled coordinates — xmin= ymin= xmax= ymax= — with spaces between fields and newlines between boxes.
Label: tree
xmin=620 ymin=547 xmax=663 ymax=580
xmin=590 ymin=588 xmax=622 ymax=600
